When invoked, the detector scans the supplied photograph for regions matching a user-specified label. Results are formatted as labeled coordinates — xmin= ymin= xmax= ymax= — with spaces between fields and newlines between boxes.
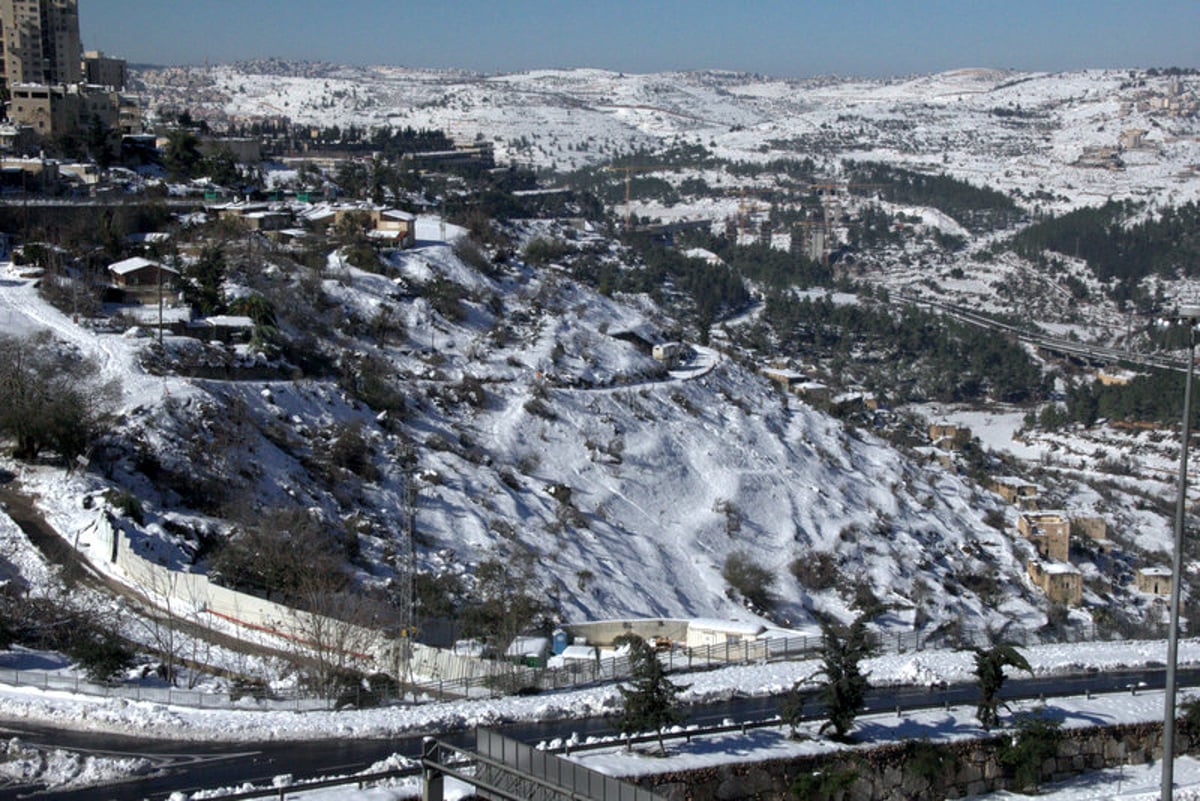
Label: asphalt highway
xmin=2 ymin=665 xmax=1196 ymax=800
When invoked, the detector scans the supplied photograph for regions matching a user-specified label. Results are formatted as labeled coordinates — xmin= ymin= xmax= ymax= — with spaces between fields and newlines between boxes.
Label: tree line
xmin=845 ymin=161 xmax=1023 ymax=233
xmin=1009 ymin=199 xmax=1200 ymax=302
xmin=759 ymin=293 xmax=1046 ymax=404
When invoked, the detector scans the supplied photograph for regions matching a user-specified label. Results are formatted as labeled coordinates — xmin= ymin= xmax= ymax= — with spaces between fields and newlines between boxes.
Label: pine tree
xmin=818 ymin=616 xmax=874 ymax=741
xmin=780 ymin=679 xmax=810 ymax=739
xmin=616 ymin=635 xmax=689 ymax=753
xmin=974 ymin=643 xmax=1032 ymax=729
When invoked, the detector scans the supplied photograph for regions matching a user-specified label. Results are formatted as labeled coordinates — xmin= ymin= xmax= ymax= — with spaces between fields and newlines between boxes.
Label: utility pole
xmin=397 ymin=445 xmax=419 ymax=698
xmin=1162 ymin=306 xmax=1200 ymax=801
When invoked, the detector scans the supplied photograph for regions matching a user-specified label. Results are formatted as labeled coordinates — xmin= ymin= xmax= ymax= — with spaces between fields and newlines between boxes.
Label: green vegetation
xmin=791 ymin=761 xmax=860 ymax=800
xmin=817 ymin=616 xmax=874 ymax=741
xmin=616 ymin=634 xmax=689 ymax=753
xmin=721 ymin=551 xmax=777 ymax=612
xmin=845 ymin=161 xmax=1022 ymax=232
xmin=759 ymin=295 xmax=1046 ymax=404
xmin=1060 ymin=370 xmax=1198 ymax=429
xmin=576 ymin=234 xmax=751 ymax=341
xmin=790 ymin=551 xmax=840 ymax=591
xmin=183 ymin=245 xmax=228 ymax=315
xmin=998 ymin=713 xmax=1063 ymax=794
xmin=973 ymin=643 xmax=1032 ymax=729
xmin=458 ymin=555 xmax=556 ymax=654
xmin=0 ymin=596 xmax=133 ymax=683
xmin=780 ymin=679 xmax=809 ymax=739
xmin=0 ymin=332 xmax=116 ymax=463
xmin=1009 ymin=200 xmax=1200 ymax=301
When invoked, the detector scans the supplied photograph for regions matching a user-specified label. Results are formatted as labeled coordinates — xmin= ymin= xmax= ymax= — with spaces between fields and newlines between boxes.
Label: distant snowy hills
xmin=134 ymin=63 xmax=1200 ymax=213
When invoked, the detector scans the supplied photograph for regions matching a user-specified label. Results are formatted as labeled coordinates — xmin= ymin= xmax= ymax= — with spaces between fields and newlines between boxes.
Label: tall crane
xmin=605 ymin=165 xmax=663 ymax=229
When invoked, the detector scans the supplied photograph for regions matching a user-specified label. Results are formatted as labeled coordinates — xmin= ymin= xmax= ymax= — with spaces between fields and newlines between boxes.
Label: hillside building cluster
xmin=984 ymin=472 xmax=1170 ymax=609
xmin=926 ymin=424 xmax=1171 ymax=611
xmin=1076 ymin=78 xmax=1197 ymax=170
xmin=1119 ymin=77 xmax=1199 ymax=119
xmin=0 ymin=0 xmax=138 ymax=151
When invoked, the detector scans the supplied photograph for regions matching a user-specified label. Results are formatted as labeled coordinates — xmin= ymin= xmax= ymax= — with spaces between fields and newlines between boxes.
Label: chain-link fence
xmin=0 ymin=619 xmax=1144 ymax=711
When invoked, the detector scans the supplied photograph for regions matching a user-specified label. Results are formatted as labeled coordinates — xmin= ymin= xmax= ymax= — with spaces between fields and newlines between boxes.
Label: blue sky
xmin=82 ymin=1 xmax=1199 ymax=77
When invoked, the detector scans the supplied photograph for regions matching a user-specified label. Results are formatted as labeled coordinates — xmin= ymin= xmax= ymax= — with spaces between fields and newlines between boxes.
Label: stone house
xmin=1136 ymin=567 xmax=1172 ymax=596
xmin=761 ymin=366 xmax=805 ymax=392
xmin=107 ymin=256 xmax=178 ymax=289
xmin=652 ymin=342 xmax=684 ymax=367
xmin=303 ymin=204 xmax=416 ymax=249
xmin=990 ymin=476 xmax=1041 ymax=509
xmin=929 ymin=423 xmax=970 ymax=451
xmin=1017 ymin=510 xmax=1071 ymax=563
xmin=1027 ymin=559 xmax=1083 ymax=606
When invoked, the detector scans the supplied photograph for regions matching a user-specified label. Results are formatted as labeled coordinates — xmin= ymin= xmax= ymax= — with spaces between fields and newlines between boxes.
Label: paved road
xmin=904 ymin=293 xmax=1187 ymax=373
xmin=4 ymin=665 xmax=1196 ymax=800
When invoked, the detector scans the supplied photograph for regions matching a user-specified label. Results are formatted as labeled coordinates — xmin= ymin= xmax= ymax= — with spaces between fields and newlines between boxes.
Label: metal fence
xmin=0 ymin=621 xmax=1146 ymax=711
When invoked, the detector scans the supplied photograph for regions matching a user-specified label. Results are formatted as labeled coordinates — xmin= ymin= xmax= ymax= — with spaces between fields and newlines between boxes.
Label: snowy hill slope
xmin=2 ymin=217 xmax=1048 ymax=637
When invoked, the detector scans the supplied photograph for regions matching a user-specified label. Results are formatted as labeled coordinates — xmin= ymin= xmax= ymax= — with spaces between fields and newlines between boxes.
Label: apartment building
xmin=82 ymin=49 xmax=125 ymax=89
xmin=0 ymin=0 xmax=82 ymax=91
xmin=0 ymin=1 xmax=133 ymax=142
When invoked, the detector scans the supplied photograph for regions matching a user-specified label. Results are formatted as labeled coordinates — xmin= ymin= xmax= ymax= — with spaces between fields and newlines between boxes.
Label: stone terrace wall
xmin=634 ymin=721 xmax=1188 ymax=801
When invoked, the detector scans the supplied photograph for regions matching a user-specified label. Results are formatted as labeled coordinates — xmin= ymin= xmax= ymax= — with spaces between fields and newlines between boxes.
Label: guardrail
xmin=157 ymin=674 xmax=1156 ymax=801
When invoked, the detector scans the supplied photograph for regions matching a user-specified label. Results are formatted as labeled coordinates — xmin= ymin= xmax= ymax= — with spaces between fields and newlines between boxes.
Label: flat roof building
xmin=0 ymin=0 xmax=82 ymax=91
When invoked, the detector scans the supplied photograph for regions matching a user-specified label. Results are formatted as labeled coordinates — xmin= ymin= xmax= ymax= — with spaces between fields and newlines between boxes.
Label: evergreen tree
xmin=974 ymin=643 xmax=1032 ymax=729
xmin=184 ymin=245 xmax=227 ymax=315
xmin=163 ymin=129 xmax=203 ymax=181
xmin=85 ymin=114 xmax=114 ymax=169
xmin=780 ymin=678 xmax=811 ymax=739
xmin=817 ymin=616 xmax=874 ymax=741
xmin=999 ymin=714 xmax=1062 ymax=793
xmin=616 ymin=635 xmax=689 ymax=753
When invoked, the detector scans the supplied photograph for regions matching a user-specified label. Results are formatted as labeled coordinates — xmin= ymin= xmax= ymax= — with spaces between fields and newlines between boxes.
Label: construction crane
xmin=605 ymin=165 xmax=663 ymax=229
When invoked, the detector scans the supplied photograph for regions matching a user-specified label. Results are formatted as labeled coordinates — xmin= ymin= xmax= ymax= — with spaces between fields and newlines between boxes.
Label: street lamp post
xmin=1163 ymin=306 xmax=1200 ymax=801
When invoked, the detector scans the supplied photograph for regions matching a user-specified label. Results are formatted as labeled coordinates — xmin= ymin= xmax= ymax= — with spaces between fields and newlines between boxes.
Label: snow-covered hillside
xmin=0 ymin=63 xmax=1195 ymax=685
xmin=1 ymin=215 xmax=1059 ymax=639
xmin=134 ymin=64 xmax=1200 ymax=213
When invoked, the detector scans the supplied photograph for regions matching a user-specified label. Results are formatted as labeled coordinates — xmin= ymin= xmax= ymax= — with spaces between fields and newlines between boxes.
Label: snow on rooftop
xmin=107 ymin=256 xmax=175 ymax=275
xmin=688 ymin=619 xmax=766 ymax=636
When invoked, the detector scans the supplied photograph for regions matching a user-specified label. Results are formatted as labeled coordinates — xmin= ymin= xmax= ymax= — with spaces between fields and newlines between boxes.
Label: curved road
xmin=2 ymin=665 xmax=1195 ymax=801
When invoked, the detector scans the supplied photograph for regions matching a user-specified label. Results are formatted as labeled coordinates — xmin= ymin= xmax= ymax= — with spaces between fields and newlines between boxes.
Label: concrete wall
xmin=89 ymin=511 xmax=506 ymax=683
xmin=565 ymin=619 xmax=691 ymax=647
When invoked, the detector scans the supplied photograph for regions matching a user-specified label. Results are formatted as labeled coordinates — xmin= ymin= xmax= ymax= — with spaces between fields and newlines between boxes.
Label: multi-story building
xmin=1017 ymin=510 xmax=1071 ymax=563
xmin=83 ymin=49 xmax=125 ymax=89
xmin=0 ymin=1 xmax=134 ymax=144
xmin=0 ymin=0 xmax=82 ymax=91
xmin=8 ymin=81 xmax=119 ymax=136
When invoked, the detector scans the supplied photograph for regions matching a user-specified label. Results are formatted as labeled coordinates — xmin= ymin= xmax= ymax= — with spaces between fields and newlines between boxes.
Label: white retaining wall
xmin=89 ymin=510 xmax=505 ymax=683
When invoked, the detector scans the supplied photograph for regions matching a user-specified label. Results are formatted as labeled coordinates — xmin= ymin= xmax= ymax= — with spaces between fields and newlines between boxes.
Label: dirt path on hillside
xmin=0 ymin=473 xmax=294 ymax=669
xmin=0 ymin=475 xmax=95 ymax=588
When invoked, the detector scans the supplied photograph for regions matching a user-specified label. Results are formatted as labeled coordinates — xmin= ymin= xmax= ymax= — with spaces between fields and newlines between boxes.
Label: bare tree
xmin=287 ymin=580 xmax=388 ymax=704
xmin=0 ymin=332 xmax=117 ymax=463
xmin=132 ymin=569 xmax=215 ymax=689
